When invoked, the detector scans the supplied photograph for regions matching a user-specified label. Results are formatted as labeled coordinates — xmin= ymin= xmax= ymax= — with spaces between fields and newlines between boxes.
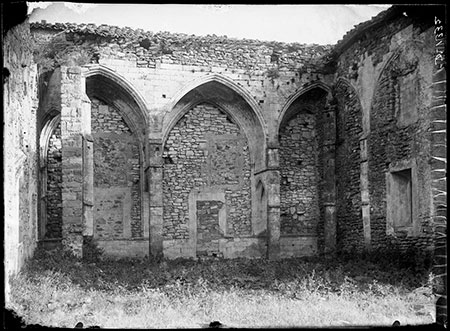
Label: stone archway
xmin=164 ymin=74 xmax=267 ymax=171
xmin=38 ymin=113 xmax=62 ymax=241
xmin=84 ymin=68 xmax=149 ymax=257
xmin=277 ymin=84 xmax=331 ymax=257
xmin=160 ymin=78 xmax=268 ymax=259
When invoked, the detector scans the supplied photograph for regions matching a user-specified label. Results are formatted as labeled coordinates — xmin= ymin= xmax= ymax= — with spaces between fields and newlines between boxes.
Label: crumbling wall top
xmin=30 ymin=21 xmax=335 ymax=71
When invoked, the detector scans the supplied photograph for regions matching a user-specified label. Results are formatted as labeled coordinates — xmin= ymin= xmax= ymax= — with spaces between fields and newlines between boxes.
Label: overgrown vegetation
xmin=33 ymin=34 xmax=94 ymax=75
xmin=8 ymin=246 xmax=436 ymax=328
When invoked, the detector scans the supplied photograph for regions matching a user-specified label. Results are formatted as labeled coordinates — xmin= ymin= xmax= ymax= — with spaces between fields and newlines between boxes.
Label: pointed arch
xmin=167 ymin=73 xmax=266 ymax=136
xmin=84 ymin=64 xmax=149 ymax=118
xmin=277 ymin=81 xmax=329 ymax=241
xmin=335 ymin=77 xmax=358 ymax=96
xmin=38 ymin=112 xmax=62 ymax=240
xmin=163 ymin=73 xmax=267 ymax=171
xmin=39 ymin=112 xmax=61 ymax=163
xmin=84 ymin=64 xmax=149 ymax=244
xmin=374 ymin=38 xmax=426 ymax=87
xmin=334 ymin=76 xmax=365 ymax=136
xmin=277 ymin=81 xmax=331 ymax=134
xmin=84 ymin=64 xmax=149 ymax=141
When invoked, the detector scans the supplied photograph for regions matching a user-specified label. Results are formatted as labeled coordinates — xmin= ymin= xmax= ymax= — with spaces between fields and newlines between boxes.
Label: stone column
xmin=322 ymin=103 xmax=337 ymax=254
xmin=360 ymin=137 xmax=371 ymax=250
xmin=147 ymin=139 xmax=164 ymax=259
xmin=60 ymin=66 xmax=91 ymax=257
xmin=266 ymin=144 xmax=280 ymax=260
xmin=82 ymin=134 xmax=94 ymax=237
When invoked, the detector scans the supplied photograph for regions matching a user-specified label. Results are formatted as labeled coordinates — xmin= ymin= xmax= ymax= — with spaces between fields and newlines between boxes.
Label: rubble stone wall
xmin=25 ymin=9 xmax=439 ymax=259
xmin=162 ymin=103 xmax=253 ymax=257
xmin=279 ymin=112 xmax=319 ymax=236
xmin=45 ymin=122 xmax=62 ymax=238
xmin=335 ymin=14 xmax=436 ymax=252
xmin=91 ymin=97 xmax=142 ymax=240
xmin=30 ymin=22 xmax=335 ymax=147
xmin=334 ymin=82 xmax=364 ymax=252
xmin=368 ymin=41 xmax=435 ymax=251
xmin=4 ymin=19 xmax=39 ymax=302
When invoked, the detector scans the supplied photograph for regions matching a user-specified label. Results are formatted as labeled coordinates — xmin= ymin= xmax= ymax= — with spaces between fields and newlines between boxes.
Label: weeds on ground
xmin=7 ymin=245 xmax=436 ymax=328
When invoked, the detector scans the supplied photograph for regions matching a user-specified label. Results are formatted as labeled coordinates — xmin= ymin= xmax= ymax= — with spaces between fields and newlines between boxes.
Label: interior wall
xmin=162 ymin=102 xmax=252 ymax=257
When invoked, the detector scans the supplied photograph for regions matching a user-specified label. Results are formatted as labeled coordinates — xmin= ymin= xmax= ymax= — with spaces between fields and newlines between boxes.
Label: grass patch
xmin=7 ymin=246 xmax=436 ymax=328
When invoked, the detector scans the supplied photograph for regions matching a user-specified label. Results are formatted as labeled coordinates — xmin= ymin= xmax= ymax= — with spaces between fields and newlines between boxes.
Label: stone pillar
xmin=147 ymin=139 xmax=164 ymax=259
xmin=266 ymin=144 xmax=280 ymax=260
xmin=82 ymin=134 xmax=94 ymax=236
xmin=359 ymin=137 xmax=371 ymax=250
xmin=322 ymin=103 xmax=337 ymax=254
xmin=60 ymin=66 xmax=91 ymax=257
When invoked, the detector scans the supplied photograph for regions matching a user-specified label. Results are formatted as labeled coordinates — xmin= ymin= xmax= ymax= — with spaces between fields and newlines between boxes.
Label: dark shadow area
xmin=2 ymin=1 xmax=28 ymax=37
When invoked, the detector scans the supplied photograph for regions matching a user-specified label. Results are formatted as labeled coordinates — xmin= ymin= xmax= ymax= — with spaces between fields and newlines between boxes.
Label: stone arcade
xmin=4 ymin=5 xmax=446 ymax=284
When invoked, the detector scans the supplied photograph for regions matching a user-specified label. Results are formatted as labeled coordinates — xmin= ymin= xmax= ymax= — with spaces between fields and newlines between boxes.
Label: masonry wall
xmin=334 ymin=83 xmax=364 ymax=252
xmin=3 ymin=20 xmax=39 ymax=302
xmin=279 ymin=113 xmax=319 ymax=235
xmin=91 ymin=97 xmax=143 ymax=240
xmin=29 ymin=12 xmax=438 ymax=259
xmin=30 ymin=22 xmax=335 ymax=147
xmin=278 ymin=87 xmax=329 ymax=256
xmin=334 ymin=12 xmax=436 ymax=252
xmin=368 ymin=42 xmax=434 ymax=251
xmin=30 ymin=22 xmax=337 ymax=260
xmin=45 ymin=122 xmax=62 ymax=238
xmin=162 ymin=103 xmax=252 ymax=257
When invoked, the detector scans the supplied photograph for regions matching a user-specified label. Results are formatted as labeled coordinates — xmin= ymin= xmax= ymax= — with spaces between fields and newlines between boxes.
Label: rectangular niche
xmin=391 ymin=169 xmax=412 ymax=227
xmin=188 ymin=188 xmax=227 ymax=257
xmin=386 ymin=159 xmax=418 ymax=236
xmin=196 ymin=200 xmax=224 ymax=257
xmin=395 ymin=72 xmax=419 ymax=128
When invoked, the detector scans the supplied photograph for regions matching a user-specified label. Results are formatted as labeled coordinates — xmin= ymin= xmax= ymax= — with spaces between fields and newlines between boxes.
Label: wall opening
xmin=385 ymin=158 xmax=419 ymax=238
xmin=196 ymin=200 xmax=225 ymax=257
xmin=388 ymin=168 xmax=413 ymax=230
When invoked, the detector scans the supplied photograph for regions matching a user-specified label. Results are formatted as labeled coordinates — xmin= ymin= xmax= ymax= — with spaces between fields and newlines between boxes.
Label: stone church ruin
xmin=4 ymin=5 xmax=446 ymax=311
